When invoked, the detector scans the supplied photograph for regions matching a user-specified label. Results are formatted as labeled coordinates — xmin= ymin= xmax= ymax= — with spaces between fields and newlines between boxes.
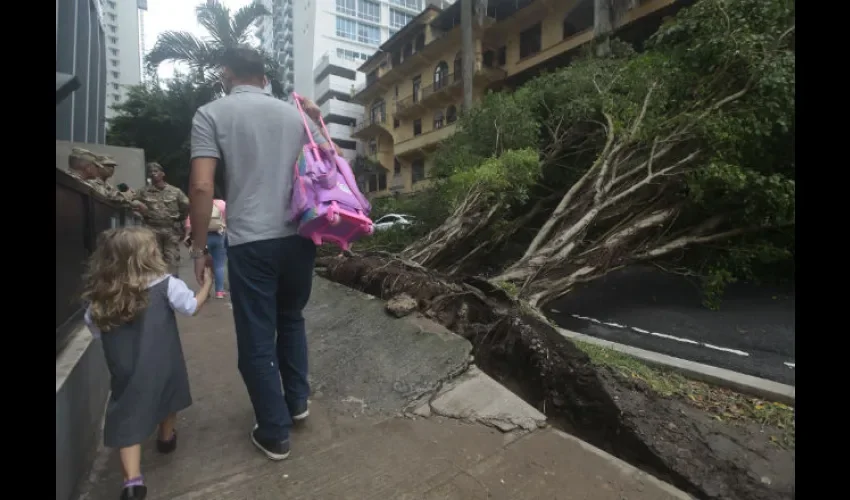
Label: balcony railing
xmin=56 ymin=169 xmax=143 ymax=356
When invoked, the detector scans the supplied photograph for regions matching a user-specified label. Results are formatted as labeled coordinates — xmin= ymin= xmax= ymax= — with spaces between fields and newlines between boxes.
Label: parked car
xmin=373 ymin=213 xmax=417 ymax=231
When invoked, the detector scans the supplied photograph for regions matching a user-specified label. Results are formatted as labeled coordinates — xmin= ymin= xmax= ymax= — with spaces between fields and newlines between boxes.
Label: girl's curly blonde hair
xmin=81 ymin=227 xmax=169 ymax=332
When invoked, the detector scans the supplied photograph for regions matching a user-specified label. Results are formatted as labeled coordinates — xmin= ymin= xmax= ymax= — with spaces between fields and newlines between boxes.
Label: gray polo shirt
xmin=190 ymin=85 xmax=327 ymax=247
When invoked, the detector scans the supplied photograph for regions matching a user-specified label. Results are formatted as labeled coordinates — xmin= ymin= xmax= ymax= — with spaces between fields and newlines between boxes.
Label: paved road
xmin=547 ymin=266 xmax=795 ymax=386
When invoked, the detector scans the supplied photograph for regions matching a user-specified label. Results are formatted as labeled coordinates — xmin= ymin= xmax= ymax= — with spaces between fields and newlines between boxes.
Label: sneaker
xmin=251 ymin=425 xmax=291 ymax=461
xmin=120 ymin=485 xmax=147 ymax=500
xmin=290 ymin=400 xmax=310 ymax=422
xmin=156 ymin=430 xmax=177 ymax=454
xmin=215 ymin=291 xmax=226 ymax=299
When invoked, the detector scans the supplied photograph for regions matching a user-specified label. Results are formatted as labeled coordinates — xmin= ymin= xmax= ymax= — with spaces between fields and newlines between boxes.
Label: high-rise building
xmin=56 ymin=0 xmax=109 ymax=144
xmin=99 ymin=0 xmax=144 ymax=121
xmin=259 ymin=1 xmax=432 ymax=162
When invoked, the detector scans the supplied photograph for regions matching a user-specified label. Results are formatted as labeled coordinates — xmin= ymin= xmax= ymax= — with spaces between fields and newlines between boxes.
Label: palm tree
xmin=145 ymin=0 xmax=285 ymax=96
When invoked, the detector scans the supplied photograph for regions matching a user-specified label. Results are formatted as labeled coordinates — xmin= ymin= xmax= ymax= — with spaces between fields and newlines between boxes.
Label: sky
xmin=142 ymin=0 xmax=255 ymax=80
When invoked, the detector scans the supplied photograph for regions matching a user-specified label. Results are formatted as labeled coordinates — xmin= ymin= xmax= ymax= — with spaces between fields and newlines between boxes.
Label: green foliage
xmin=107 ymin=78 xmax=214 ymax=192
xmin=417 ymin=0 xmax=795 ymax=304
xmin=145 ymin=1 xmax=286 ymax=96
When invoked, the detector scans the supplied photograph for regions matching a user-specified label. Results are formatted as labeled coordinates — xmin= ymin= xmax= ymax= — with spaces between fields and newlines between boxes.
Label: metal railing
xmin=56 ymin=168 xmax=142 ymax=356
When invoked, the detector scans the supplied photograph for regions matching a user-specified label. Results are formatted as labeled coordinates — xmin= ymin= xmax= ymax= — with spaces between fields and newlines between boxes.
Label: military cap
xmin=69 ymin=147 xmax=102 ymax=166
xmin=97 ymin=155 xmax=118 ymax=167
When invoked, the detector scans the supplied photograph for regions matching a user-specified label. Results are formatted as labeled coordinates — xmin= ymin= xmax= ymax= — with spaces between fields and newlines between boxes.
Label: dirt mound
xmin=316 ymin=254 xmax=794 ymax=500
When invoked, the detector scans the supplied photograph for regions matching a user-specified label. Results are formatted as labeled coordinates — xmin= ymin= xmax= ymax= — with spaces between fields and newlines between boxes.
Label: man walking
xmin=188 ymin=46 xmax=333 ymax=461
xmin=134 ymin=162 xmax=189 ymax=275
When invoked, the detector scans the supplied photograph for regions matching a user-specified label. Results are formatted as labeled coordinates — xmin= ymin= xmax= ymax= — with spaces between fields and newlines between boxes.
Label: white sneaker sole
xmin=251 ymin=424 xmax=290 ymax=461
xmin=292 ymin=408 xmax=310 ymax=421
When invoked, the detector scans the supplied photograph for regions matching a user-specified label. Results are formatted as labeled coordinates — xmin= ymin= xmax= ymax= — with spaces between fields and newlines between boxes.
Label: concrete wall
xmin=56 ymin=327 xmax=110 ymax=500
xmin=56 ymin=140 xmax=146 ymax=189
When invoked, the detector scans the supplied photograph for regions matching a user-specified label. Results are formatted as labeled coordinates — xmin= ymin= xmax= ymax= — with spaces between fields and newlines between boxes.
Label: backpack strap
xmin=292 ymin=92 xmax=321 ymax=162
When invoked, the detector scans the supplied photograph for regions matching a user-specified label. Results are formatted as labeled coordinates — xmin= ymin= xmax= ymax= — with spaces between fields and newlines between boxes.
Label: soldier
xmin=94 ymin=154 xmax=148 ymax=213
xmin=66 ymin=147 xmax=102 ymax=185
xmin=134 ymin=162 xmax=190 ymax=274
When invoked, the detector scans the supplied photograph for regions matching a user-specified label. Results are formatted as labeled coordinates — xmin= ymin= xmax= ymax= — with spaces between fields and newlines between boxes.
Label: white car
xmin=373 ymin=213 xmax=417 ymax=231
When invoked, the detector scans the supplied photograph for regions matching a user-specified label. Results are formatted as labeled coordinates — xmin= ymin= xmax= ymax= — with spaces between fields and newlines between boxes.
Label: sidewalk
xmin=78 ymin=260 xmax=692 ymax=500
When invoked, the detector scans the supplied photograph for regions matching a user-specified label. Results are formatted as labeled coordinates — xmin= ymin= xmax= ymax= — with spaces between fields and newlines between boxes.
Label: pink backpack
xmin=289 ymin=93 xmax=374 ymax=251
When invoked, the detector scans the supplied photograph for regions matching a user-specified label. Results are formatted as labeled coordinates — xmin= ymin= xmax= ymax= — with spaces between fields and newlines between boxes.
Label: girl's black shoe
xmin=156 ymin=430 xmax=177 ymax=454
xmin=120 ymin=485 xmax=147 ymax=500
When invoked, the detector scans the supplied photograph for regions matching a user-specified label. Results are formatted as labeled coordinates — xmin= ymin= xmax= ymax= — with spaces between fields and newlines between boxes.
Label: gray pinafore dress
xmin=100 ymin=277 xmax=193 ymax=448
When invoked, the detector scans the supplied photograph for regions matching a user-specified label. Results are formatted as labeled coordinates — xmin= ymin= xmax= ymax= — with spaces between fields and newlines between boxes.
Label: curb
xmin=556 ymin=327 xmax=795 ymax=405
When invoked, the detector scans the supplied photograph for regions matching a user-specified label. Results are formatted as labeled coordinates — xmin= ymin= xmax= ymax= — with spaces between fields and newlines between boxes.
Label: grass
xmin=574 ymin=340 xmax=796 ymax=449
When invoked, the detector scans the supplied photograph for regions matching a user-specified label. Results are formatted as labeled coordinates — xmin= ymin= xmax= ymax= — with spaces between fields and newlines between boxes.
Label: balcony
xmin=390 ymin=173 xmax=407 ymax=192
xmin=395 ymin=123 xmax=457 ymax=159
xmin=319 ymin=99 xmax=363 ymax=122
xmin=351 ymin=113 xmax=391 ymax=139
xmin=395 ymin=73 xmax=462 ymax=119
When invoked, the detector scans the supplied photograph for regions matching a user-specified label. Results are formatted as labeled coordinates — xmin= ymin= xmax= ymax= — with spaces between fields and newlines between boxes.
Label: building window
xmin=358 ymin=0 xmax=381 ymax=23
xmin=337 ymin=48 xmax=367 ymax=61
xmin=412 ymin=75 xmax=421 ymax=103
xmin=394 ymin=158 xmax=401 ymax=175
xmin=368 ymin=139 xmax=378 ymax=155
xmin=368 ymin=176 xmax=378 ymax=192
xmin=403 ymin=42 xmax=413 ymax=60
xmin=389 ymin=29 xmax=398 ymax=37
xmin=433 ymin=61 xmax=449 ymax=90
xmin=413 ymin=119 xmax=422 ymax=136
xmin=453 ymin=52 xmax=462 ymax=82
xmin=378 ymin=172 xmax=387 ymax=191
xmin=108 ymin=13 xmax=116 ymax=21
xmin=446 ymin=105 xmax=458 ymax=124
xmin=412 ymin=159 xmax=425 ymax=183
xmin=111 ymin=71 xmax=120 ymax=79
xmin=335 ymin=0 xmax=356 ymax=17
xmin=482 ymin=50 xmax=494 ymax=67
xmin=112 ymin=83 xmax=120 ymax=91
xmin=112 ymin=94 xmax=120 ymax=102
xmin=433 ymin=111 xmax=444 ymax=130
xmin=109 ymin=25 xmax=117 ymax=33
xmin=563 ymin=0 xmax=594 ymax=39
xmin=519 ymin=23 xmax=542 ymax=59
xmin=497 ymin=46 xmax=507 ymax=66
xmin=357 ymin=22 xmax=381 ymax=45
xmin=393 ymin=118 xmax=400 ymax=129
xmin=336 ymin=16 xmax=357 ymax=40
xmin=414 ymin=33 xmax=425 ymax=51
xmin=111 ymin=59 xmax=119 ymax=67
xmin=370 ymin=99 xmax=386 ymax=124
xmin=107 ymin=0 xmax=116 ymax=8
xmin=109 ymin=36 xmax=118 ymax=44
xmin=390 ymin=0 xmax=421 ymax=9
xmin=110 ymin=48 xmax=119 ymax=56
xmin=389 ymin=8 xmax=414 ymax=29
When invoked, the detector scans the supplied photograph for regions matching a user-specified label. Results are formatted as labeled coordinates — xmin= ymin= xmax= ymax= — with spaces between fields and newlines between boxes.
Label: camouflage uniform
xmin=133 ymin=166 xmax=190 ymax=267
xmin=65 ymin=148 xmax=104 ymax=192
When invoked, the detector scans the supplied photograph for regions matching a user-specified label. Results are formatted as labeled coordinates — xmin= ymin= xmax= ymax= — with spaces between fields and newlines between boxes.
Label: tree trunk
xmin=461 ymin=0 xmax=475 ymax=111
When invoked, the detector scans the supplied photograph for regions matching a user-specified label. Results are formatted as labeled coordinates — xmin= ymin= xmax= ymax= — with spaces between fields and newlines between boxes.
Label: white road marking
xmin=784 ymin=362 xmax=795 ymax=369
xmin=569 ymin=313 xmax=750 ymax=357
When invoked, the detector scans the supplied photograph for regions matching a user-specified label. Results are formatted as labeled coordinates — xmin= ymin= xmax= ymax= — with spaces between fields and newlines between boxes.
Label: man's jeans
xmin=227 ymin=235 xmax=316 ymax=442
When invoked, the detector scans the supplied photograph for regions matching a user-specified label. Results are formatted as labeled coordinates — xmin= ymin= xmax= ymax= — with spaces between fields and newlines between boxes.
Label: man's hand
xmin=298 ymin=96 xmax=322 ymax=122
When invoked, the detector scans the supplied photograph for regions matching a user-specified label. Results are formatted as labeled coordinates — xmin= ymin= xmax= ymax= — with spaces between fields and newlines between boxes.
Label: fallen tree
xmin=401 ymin=0 xmax=795 ymax=308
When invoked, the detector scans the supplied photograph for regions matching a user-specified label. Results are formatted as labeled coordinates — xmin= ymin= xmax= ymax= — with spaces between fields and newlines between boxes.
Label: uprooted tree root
xmin=316 ymin=254 xmax=794 ymax=500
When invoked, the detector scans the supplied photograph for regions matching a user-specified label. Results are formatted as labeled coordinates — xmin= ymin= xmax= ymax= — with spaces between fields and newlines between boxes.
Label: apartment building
xmin=351 ymin=0 xmax=684 ymax=197
xmin=258 ymin=0 xmax=295 ymax=96
xmin=100 ymin=0 xmax=145 ymax=121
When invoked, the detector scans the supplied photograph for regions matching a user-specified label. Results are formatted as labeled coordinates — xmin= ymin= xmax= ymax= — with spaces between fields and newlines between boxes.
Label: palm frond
xmin=196 ymin=0 xmax=236 ymax=48
xmin=145 ymin=31 xmax=215 ymax=74
xmin=231 ymin=1 xmax=270 ymax=44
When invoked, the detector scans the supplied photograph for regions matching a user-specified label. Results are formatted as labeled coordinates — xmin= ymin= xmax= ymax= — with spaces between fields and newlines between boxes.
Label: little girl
xmin=82 ymin=227 xmax=213 ymax=500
